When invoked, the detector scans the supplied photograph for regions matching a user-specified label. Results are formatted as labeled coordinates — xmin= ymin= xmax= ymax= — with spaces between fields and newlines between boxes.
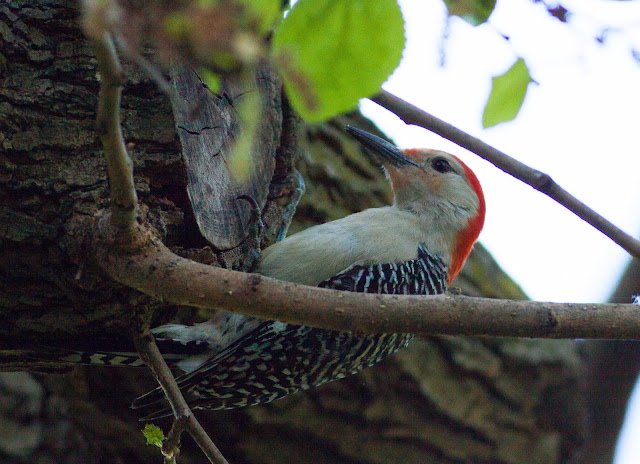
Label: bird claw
xmin=273 ymin=170 xmax=305 ymax=243
xmin=236 ymin=194 xmax=264 ymax=272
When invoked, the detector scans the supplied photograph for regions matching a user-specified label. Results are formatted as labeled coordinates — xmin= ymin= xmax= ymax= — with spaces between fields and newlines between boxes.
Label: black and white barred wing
xmin=132 ymin=245 xmax=448 ymax=417
xmin=133 ymin=319 xmax=414 ymax=418
xmin=319 ymin=245 xmax=447 ymax=295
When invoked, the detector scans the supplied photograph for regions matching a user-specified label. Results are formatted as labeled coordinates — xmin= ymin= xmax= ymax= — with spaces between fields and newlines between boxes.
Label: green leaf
xmin=482 ymin=58 xmax=533 ymax=128
xmin=444 ymin=0 xmax=496 ymax=26
xmin=142 ymin=424 xmax=165 ymax=448
xmin=272 ymin=0 xmax=405 ymax=122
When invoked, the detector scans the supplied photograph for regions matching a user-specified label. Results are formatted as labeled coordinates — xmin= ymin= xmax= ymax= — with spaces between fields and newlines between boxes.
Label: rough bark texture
xmin=1 ymin=2 xmax=588 ymax=463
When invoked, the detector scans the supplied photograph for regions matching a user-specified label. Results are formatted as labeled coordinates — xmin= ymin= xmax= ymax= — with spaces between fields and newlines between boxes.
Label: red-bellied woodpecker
xmin=127 ymin=126 xmax=486 ymax=418
xmin=58 ymin=127 xmax=485 ymax=418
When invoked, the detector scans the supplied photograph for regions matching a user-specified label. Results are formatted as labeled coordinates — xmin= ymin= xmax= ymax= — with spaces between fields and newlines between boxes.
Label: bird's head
xmin=346 ymin=126 xmax=485 ymax=283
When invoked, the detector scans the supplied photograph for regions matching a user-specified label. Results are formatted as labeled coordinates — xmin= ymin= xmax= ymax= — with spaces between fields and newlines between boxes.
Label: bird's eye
xmin=432 ymin=158 xmax=453 ymax=173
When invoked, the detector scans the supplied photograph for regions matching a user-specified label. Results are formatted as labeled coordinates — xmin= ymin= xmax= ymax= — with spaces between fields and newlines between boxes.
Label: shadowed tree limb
xmin=94 ymin=217 xmax=640 ymax=340
xmin=370 ymin=90 xmax=640 ymax=261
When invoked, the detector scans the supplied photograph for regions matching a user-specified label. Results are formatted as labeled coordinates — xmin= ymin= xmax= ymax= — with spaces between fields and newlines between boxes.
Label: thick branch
xmin=370 ymin=90 xmax=640 ymax=260
xmin=134 ymin=331 xmax=229 ymax=464
xmin=95 ymin=216 xmax=640 ymax=340
xmin=92 ymin=32 xmax=138 ymax=228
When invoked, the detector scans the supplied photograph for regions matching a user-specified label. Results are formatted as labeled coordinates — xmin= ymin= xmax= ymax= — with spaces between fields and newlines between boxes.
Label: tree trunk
xmin=0 ymin=2 xmax=586 ymax=463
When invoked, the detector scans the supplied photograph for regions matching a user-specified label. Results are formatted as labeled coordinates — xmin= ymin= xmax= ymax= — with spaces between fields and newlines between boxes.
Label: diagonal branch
xmin=370 ymin=90 xmax=640 ymax=261
xmin=94 ymin=218 xmax=640 ymax=340
xmin=134 ymin=330 xmax=229 ymax=464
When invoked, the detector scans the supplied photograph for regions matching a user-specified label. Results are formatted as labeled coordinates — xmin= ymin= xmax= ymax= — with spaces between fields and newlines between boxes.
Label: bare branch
xmin=370 ymin=90 xmax=640 ymax=261
xmin=134 ymin=330 xmax=229 ymax=464
xmin=92 ymin=32 xmax=138 ymax=228
xmin=94 ymin=217 xmax=640 ymax=340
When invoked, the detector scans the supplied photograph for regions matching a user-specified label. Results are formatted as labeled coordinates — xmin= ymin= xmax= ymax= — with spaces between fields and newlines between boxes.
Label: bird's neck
xmin=392 ymin=202 xmax=475 ymax=282
xmin=382 ymin=205 xmax=450 ymax=265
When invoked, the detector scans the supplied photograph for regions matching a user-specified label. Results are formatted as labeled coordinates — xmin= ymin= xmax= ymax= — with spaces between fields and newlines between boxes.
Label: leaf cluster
xmin=94 ymin=0 xmax=543 ymax=128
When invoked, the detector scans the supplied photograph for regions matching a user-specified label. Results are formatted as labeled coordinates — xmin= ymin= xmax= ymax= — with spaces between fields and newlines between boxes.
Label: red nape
xmin=448 ymin=155 xmax=486 ymax=284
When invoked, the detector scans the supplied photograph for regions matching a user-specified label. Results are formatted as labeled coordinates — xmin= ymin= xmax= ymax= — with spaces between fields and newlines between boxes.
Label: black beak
xmin=346 ymin=126 xmax=419 ymax=168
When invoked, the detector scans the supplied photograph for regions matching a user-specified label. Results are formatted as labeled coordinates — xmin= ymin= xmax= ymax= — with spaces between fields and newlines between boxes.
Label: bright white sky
xmin=360 ymin=0 xmax=640 ymax=462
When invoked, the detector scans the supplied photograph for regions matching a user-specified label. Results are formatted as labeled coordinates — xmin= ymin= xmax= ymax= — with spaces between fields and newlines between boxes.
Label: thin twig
xmin=164 ymin=418 xmax=188 ymax=462
xmin=370 ymin=90 xmax=640 ymax=260
xmin=134 ymin=331 xmax=230 ymax=464
xmin=92 ymin=32 xmax=138 ymax=228
xmin=112 ymin=31 xmax=176 ymax=98
xmin=94 ymin=220 xmax=640 ymax=340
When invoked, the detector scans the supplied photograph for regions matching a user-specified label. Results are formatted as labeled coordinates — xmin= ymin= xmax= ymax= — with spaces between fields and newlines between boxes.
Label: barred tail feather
xmin=56 ymin=350 xmax=146 ymax=366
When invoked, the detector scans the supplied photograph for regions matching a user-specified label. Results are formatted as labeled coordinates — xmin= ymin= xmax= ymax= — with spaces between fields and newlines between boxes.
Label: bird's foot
xmin=236 ymin=194 xmax=264 ymax=272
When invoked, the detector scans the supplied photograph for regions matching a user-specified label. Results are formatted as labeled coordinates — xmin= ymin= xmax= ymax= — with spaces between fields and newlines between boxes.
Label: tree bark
xmin=0 ymin=2 xmax=586 ymax=463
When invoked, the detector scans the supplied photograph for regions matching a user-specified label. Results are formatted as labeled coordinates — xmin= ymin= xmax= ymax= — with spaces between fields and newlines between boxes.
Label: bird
xmin=126 ymin=125 xmax=486 ymax=418
xmin=50 ymin=126 xmax=485 ymax=418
